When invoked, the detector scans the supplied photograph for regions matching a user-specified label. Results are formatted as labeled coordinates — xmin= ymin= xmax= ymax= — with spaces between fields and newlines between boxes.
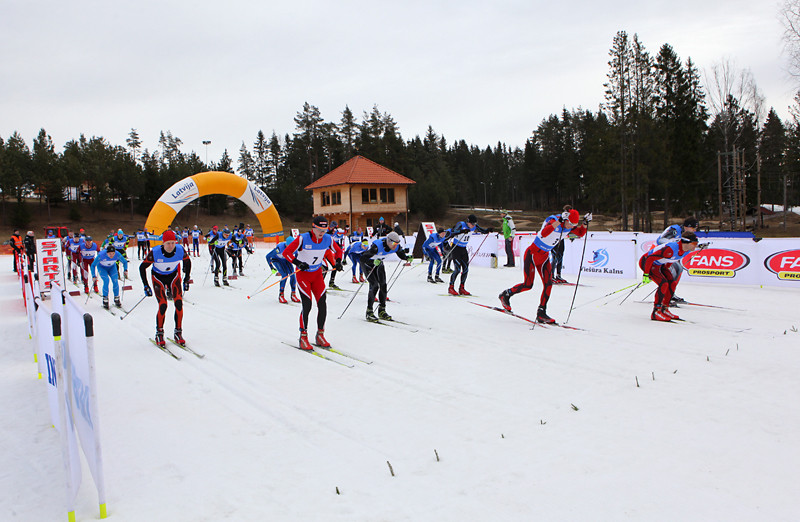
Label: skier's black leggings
xmin=366 ymin=262 xmax=387 ymax=311
xmin=449 ymin=246 xmax=469 ymax=286
xmin=213 ymin=247 xmax=227 ymax=276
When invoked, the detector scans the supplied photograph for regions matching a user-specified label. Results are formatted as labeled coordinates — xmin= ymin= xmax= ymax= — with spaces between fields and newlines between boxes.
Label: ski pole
xmin=246 ymin=269 xmax=300 ymax=299
xmin=248 ymin=271 xmax=276 ymax=297
xmin=637 ymin=286 xmax=657 ymax=303
xmin=565 ymin=223 xmax=590 ymax=324
xmin=203 ymin=251 xmax=215 ymax=286
xmin=618 ymin=281 xmax=645 ymax=305
xmin=338 ymin=262 xmax=378 ymax=319
xmin=119 ymin=294 xmax=147 ymax=321
xmin=387 ymin=260 xmax=409 ymax=293
xmin=467 ymin=232 xmax=492 ymax=265
xmin=573 ymin=281 xmax=640 ymax=309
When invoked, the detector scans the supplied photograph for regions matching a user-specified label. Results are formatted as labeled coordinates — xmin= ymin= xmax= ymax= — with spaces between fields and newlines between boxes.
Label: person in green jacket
xmin=501 ymin=211 xmax=516 ymax=267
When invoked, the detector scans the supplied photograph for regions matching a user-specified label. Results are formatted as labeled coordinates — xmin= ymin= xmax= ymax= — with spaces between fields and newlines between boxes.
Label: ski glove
xmin=373 ymin=259 xmax=382 ymax=266
xmin=144 ymin=285 xmax=153 ymax=297
xmin=183 ymin=280 xmax=190 ymax=292
xmin=271 ymin=268 xmax=278 ymax=275
xmin=584 ymin=212 xmax=593 ymax=224
xmin=296 ymin=261 xmax=310 ymax=271
xmin=642 ymin=273 xmax=650 ymax=285
xmin=485 ymin=227 xmax=494 ymax=233
xmin=561 ymin=210 xmax=571 ymax=221
xmin=335 ymin=260 xmax=344 ymax=272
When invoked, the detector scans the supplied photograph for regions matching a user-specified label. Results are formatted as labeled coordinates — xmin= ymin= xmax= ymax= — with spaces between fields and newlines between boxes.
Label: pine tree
xmin=32 ymin=128 xmax=62 ymax=219
xmin=253 ymin=130 xmax=269 ymax=187
xmin=126 ymin=128 xmax=142 ymax=163
xmin=238 ymin=142 xmax=255 ymax=182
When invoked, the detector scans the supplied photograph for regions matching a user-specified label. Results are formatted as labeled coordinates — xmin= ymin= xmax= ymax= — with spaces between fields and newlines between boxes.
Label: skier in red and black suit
xmin=139 ymin=229 xmax=192 ymax=347
xmin=499 ymin=208 xmax=590 ymax=323
xmin=639 ymin=232 xmax=699 ymax=322
xmin=281 ymin=216 xmax=344 ymax=351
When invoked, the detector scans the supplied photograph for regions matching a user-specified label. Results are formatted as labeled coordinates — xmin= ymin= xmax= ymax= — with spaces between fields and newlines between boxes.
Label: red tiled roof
xmin=305 ymin=156 xmax=416 ymax=190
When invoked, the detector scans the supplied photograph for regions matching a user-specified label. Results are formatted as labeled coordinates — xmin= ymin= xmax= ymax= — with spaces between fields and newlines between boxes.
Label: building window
xmin=332 ymin=190 xmax=341 ymax=205
xmin=321 ymin=191 xmax=330 ymax=206
xmin=380 ymin=188 xmax=395 ymax=203
xmin=362 ymin=188 xmax=377 ymax=204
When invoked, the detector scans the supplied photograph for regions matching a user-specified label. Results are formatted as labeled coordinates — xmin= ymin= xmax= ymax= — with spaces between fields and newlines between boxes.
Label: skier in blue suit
xmin=91 ymin=244 xmax=129 ymax=309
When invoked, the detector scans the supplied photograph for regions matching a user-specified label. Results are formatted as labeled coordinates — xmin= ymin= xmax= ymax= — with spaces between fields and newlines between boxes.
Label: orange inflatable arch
xmin=144 ymin=171 xmax=286 ymax=241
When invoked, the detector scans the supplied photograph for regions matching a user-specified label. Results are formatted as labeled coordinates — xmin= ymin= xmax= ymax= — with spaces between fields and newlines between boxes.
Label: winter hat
xmin=106 ymin=244 xmax=116 ymax=253
xmin=680 ymin=232 xmax=699 ymax=243
xmin=386 ymin=231 xmax=401 ymax=244
xmin=683 ymin=217 xmax=699 ymax=229
xmin=468 ymin=214 xmax=478 ymax=224
xmin=161 ymin=230 xmax=177 ymax=242
xmin=567 ymin=209 xmax=580 ymax=224
xmin=313 ymin=216 xmax=328 ymax=228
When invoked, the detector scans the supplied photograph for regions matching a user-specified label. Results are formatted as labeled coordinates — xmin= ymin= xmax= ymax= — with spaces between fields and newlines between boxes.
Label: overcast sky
xmin=1 ymin=0 xmax=795 ymax=163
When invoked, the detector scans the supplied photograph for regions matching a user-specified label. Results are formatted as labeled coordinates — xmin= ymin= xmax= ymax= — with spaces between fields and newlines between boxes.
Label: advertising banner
xmin=36 ymin=238 xmax=66 ymax=297
xmin=466 ymin=233 xmax=500 ymax=268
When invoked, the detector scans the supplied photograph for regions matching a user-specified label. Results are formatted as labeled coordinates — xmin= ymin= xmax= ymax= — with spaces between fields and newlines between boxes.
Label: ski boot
xmin=662 ymin=307 xmax=680 ymax=321
xmin=114 ymin=296 xmax=122 ymax=308
xmin=459 ymin=285 xmax=471 ymax=296
xmin=352 ymin=276 xmax=359 ymax=284
xmin=278 ymin=293 xmax=287 ymax=304
xmin=448 ymin=284 xmax=459 ymax=295
xmin=329 ymin=282 xmax=341 ymax=290
xmin=222 ymin=276 xmax=230 ymax=286
xmin=536 ymin=306 xmax=556 ymax=324
xmin=670 ymin=295 xmax=686 ymax=307
xmin=427 ymin=274 xmax=436 ymax=284
xmin=154 ymin=328 xmax=166 ymax=347
xmin=315 ymin=329 xmax=331 ymax=348
xmin=435 ymin=274 xmax=444 ymax=283
xmin=298 ymin=330 xmax=313 ymax=351
xmin=214 ymin=276 xmax=220 ymax=287
xmin=173 ymin=329 xmax=186 ymax=346
xmin=365 ymin=309 xmax=379 ymax=322
xmin=651 ymin=305 xmax=672 ymax=322
xmin=93 ymin=282 xmax=99 ymax=294
xmin=359 ymin=275 xmax=366 ymax=283
xmin=102 ymin=296 xmax=109 ymax=310
xmin=239 ymin=270 xmax=244 ymax=276
xmin=378 ymin=308 xmax=392 ymax=321
xmin=498 ymin=290 xmax=512 ymax=311
xmin=290 ymin=292 xmax=300 ymax=303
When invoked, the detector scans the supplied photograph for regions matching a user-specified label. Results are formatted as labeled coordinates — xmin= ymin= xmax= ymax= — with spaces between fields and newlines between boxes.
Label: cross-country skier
xmin=326 ymin=221 xmax=346 ymax=290
xmin=136 ymin=228 xmax=148 ymax=260
xmin=344 ymin=236 xmax=369 ymax=283
xmin=91 ymin=244 xmax=129 ymax=309
xmin=423 ymin=227 xmax=447 ymax=283
xmin=446 ymin=214 xmax=493 ymax=296
xmin=640 ymin=232 xmax=699 ymax=322
xmin=550 ymin=205 xmax=574 ymax=283
xmin=66 ymin=232 xmax=82 ymax=281
xmin=265 ymin=237 xmax=300 ymax=303
xmin=656 ymin=217 xmax=699 ymax=305
xmin=228 ymin=227 xmax=249 ymax=276
xmin=79 ymin=236 xmax=100 ymax=294
xmin=191 ymin=225 xmax=202 ymax=257
xmin=498 ymin=208 xmax=590 ymax=323
xmin=139 ymin=229 xmax=192 ymax=347
xmin=213 ymin=228 xmax=232 ymax=286
xmin=281 ymin=216 xmax=344 ymax=350
xmin=359 ymin=231 xmax=411 ymax=322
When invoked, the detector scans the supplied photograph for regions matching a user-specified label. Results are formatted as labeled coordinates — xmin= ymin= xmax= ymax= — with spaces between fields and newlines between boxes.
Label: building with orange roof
xmin=305 ymin=155 xmax=415 ymax=233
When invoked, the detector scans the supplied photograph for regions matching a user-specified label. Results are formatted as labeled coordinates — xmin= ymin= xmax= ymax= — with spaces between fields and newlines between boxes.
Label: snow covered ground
xmin=2 ymin=249 xmax=799 ymax=521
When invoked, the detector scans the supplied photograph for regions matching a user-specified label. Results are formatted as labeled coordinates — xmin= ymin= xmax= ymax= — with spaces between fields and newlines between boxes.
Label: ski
xmin=168 ymin=338 xmax=205 ymax=358
xmin=280 ymin=341 xmax=354 ymax=367
xmin=101 ymin=306 xmax=116 ymax=316
xmin=439 ymin=294 xmax=478 ymax=298
xmin=149 ymin=339 xmax=181 ymax=360
xmin=364 ymin=318 xmax=419 ymax=332
xmin=670 ymin=317 xmax=750 ymax=333
xmin=470 ymin=301 xmax=586 ymax=331
xmin=677 ymin=301 xmax=746 ymax=311
xmin=316 ymin=346 xmax=373 ymax=365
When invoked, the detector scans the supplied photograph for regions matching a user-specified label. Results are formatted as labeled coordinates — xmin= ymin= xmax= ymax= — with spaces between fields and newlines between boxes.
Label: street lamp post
xmin=202 ymin=140 xmax=211 ymax=167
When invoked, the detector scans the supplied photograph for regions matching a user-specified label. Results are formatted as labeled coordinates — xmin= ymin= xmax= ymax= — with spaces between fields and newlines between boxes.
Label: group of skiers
xmin=10 ymin=208 xmax=701 ymax=354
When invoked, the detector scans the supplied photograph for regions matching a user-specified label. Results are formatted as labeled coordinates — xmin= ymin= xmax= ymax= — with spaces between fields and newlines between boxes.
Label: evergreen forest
xmin=1 ymin=32 xmax=798 ymax=231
